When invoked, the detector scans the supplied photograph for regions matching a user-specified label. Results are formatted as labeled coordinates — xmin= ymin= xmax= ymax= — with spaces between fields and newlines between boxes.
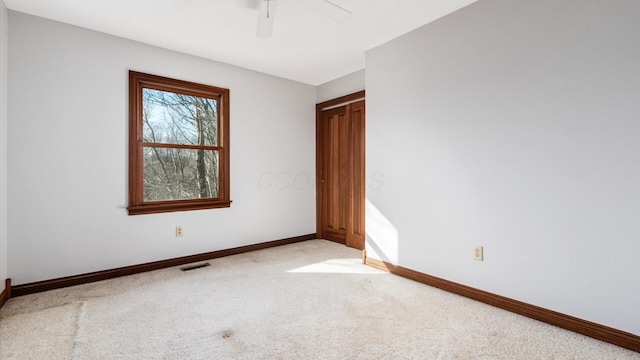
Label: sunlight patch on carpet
xmin=287 ymin=258 xmax=386 ymax=274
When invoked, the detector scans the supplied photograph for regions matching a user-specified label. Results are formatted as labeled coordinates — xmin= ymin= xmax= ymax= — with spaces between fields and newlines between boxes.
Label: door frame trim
xmin=316 ymin=91 xmax=365 ymax=240
xmin=317 ymin=91 xmax=365 ymax=112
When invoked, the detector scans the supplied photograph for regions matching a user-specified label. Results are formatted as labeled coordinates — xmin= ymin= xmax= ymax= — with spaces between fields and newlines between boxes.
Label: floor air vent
xmin=180 ymin=262 xmax=210 ymax=271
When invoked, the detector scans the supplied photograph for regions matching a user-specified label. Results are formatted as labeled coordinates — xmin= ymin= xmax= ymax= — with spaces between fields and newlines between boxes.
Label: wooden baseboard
xmin=365 ymin=257 xmax=640 ymax=353
xmin=11 ymin=234 xmax=317 ymax=297
xmin=0 ymin=278 xmax=11 ymax=309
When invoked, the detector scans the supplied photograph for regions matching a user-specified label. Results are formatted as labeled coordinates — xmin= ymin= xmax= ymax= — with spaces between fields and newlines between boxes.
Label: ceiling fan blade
xmin=257 ymin=0 xmax=278 ymax=38
xmin=293 ymin=0 xmax=351 ymax=23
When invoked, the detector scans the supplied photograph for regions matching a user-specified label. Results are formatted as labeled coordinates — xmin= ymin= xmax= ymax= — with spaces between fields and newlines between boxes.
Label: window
xmin=128 ymin=71 xmax=230 ymax=215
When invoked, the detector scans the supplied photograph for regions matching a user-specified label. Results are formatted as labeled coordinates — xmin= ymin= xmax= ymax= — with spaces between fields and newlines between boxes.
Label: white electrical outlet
xmin=473 ymin=246 xmax=483 ymax=261
xmin=176 ymin=226 xmax=183 ymax=237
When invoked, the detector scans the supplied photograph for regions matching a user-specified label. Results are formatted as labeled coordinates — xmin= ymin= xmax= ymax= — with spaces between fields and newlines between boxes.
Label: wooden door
xmin=316 ymin=93 xmax=365 ymax=250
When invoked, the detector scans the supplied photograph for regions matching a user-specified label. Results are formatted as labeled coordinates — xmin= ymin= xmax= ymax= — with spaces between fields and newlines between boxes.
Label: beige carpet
xmin=1 ymin=240 xmax=638 ymax=359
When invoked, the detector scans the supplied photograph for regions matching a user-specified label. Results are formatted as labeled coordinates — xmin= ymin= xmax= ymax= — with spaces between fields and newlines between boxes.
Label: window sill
xmin=128 ymin=200 xmax=232 ymax=215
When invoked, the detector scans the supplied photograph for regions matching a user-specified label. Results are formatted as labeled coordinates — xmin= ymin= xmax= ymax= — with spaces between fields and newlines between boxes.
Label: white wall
xmin=366 ymin=0 xmax=640 ymax=335
xmin=7 ymin=12 xmax=317 ymax=285
xmin=316 ymin=69 xmax=364 ymax=103
xmin=0 ymin=0 xmax=7 ymax=290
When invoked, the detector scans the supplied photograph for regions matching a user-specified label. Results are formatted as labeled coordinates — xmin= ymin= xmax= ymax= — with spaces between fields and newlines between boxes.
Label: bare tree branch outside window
xmin=142 ymin=89 xmax=219 ymax=201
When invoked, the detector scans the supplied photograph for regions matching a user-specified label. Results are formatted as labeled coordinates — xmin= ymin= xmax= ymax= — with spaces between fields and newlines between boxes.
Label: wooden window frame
xmin=128 ymin=71 xmax=231 ymax=215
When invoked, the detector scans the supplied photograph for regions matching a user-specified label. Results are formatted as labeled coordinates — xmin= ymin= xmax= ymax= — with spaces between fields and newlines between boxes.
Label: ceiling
xmin=4 ymin=0 xmax=477 ymax=85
